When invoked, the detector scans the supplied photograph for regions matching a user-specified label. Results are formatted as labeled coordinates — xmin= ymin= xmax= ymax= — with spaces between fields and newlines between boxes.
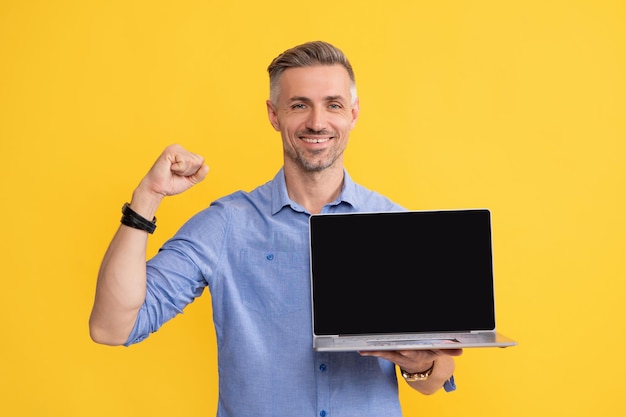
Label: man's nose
xmin=305 ymin=106 xmax=327 ymax=132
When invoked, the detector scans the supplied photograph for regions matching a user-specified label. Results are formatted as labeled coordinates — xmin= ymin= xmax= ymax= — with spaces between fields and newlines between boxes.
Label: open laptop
xmin=309 ymin=208 xmax=517 ymax=352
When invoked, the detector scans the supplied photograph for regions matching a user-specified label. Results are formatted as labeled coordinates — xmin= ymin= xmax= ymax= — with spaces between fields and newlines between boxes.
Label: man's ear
xmin=350 ymin=97 xmax=360 ymax=129
xmin=266 ymin=100 xmax=280 ymax=131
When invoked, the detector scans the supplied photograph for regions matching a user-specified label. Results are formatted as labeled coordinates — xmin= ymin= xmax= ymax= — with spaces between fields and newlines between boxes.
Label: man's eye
xmin=328 ymin=103 xmax=342 ymax=109
xmin=291 ymin=103 xmax=306 ymax=109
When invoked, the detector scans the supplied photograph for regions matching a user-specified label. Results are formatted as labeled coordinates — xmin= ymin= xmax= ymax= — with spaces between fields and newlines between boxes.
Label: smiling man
xmin=267 ymin=64 xmax=358 ymax=172
xmin=89 ymin=41 xmax=461 ymax=417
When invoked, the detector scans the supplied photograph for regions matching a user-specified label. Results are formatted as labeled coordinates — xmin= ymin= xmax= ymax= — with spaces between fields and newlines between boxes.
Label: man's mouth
xmin=300 ymin=137 xmax=331 ymax=144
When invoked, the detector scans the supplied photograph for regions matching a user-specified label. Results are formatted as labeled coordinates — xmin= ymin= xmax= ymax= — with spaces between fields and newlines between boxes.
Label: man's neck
xmin=283 ymin=163 xmax=345 ymax=214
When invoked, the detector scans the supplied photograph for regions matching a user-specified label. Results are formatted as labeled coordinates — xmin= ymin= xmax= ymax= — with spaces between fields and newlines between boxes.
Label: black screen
xmin=310 ymin=209 xmax=496 ymax=335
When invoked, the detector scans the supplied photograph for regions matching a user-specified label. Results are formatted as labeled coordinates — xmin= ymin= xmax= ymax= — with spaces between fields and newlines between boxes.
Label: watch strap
xmin=400 ymin=361 xmax=435 ymax=382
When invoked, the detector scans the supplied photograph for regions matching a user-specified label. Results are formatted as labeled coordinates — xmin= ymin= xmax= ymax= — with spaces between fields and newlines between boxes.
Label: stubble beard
xmin=292 ymin=146 xmax=343 ymax=173
xmin=284 ymin=129 xmax=346 ymax=172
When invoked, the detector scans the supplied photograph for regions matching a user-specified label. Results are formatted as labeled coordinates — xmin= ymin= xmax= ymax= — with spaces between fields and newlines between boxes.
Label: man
xmin=89 ymin=41 xmax=462 ymax=416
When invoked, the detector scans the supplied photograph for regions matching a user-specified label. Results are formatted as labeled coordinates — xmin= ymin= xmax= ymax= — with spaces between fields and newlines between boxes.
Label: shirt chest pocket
xmin=237 ymin=248 xmax=310 ymax=314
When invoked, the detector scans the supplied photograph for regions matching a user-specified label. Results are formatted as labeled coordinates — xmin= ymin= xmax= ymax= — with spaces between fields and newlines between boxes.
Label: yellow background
xmin=1 ymin=1 xmax=625 ymax=416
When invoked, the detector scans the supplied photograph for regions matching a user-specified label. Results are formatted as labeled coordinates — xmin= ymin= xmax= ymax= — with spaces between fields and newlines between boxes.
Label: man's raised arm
xmin=89 ymin=144 xmax=208 ymax=345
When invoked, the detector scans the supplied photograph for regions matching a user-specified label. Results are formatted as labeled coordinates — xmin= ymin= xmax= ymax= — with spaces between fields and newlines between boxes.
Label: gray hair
xmin=267 ymin=41 xmax=357 ymax=105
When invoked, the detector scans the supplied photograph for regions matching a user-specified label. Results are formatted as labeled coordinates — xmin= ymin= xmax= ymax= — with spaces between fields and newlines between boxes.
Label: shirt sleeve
xmin=443 ymin=375 xmax=457 ymax=392
xmin=124 ymin=205 xmax=228 ymax=346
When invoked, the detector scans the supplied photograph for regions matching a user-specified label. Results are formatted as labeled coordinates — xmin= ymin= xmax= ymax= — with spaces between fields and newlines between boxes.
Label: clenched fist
xmin=140 ymin=144 xmax=209 ymax=198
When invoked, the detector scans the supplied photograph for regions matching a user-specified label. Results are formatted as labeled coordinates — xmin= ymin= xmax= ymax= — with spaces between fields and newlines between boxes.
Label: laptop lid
xmin=308 ymin=209 xmax=517 ymax=351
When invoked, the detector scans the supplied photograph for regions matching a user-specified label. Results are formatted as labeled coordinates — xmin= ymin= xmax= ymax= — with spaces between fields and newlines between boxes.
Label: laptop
xmin=309 ymin=208 xmax=517 ymax=351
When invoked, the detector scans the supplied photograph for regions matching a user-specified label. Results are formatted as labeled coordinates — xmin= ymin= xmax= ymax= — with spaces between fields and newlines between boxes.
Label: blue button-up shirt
xmin=126 ymin=168 xmax=455 ymax=417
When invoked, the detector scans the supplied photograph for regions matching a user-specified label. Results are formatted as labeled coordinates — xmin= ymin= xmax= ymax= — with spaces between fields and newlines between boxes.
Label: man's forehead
xmin=278 ymin=65 xmax=352 ymax=95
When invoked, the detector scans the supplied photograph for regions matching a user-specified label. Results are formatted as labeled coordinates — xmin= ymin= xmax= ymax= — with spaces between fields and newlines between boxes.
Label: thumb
xmin=188 ymin=163 xmax=209 ymax=184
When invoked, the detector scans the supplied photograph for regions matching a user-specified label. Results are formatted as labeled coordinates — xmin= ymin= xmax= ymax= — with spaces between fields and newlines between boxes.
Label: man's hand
xmin=139 ymin=144 xmax=209 ymax=199
xmin=359 ymin=348 xmax=463 ymax=395
xmin=359 ymin=348 xmax=462 ymax=373
xmin=129 ymin=144 xmax=209 ymax=218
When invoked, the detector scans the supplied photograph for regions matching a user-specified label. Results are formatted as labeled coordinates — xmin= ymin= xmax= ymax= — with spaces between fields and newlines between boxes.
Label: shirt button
xmin=265 ymin=253 xmax=274 ymax=261
xmin=320 ymin=411 xmax=327 ymax=417
xmin=319 ymin=363 xmax=327 ymax=372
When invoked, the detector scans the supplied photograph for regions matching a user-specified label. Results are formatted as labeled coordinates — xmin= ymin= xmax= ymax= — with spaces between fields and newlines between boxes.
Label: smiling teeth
xmin=302 ymin=138 xmax=330 ymax=143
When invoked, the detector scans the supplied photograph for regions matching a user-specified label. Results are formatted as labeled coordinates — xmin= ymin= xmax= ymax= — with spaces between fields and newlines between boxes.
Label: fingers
xmin=140 ymin=144 xmax=209 ymax=198
xmin=359 ymin=350 xmax=435 ymax=373
xmin=358 ymin=348 xmax=463 ymax=370
xmin=398 ymin=348 xmax=463 ymax=358
xmin=189 ymin=163 xmax=209 ymax=184
xmin=167 ymin=145 xmax=207 ymax=177
xmin=441 ymin=348 xmax=463 ymax=357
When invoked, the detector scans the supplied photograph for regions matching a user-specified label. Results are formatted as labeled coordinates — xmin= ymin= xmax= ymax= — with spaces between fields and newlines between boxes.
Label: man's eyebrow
xmin=288 ymin=96 xmax=313 ymax=103
xmin=288 ymin=95 xmax=347 ymax=102
xmin=324 ymin=95 xmax=347 ymax=102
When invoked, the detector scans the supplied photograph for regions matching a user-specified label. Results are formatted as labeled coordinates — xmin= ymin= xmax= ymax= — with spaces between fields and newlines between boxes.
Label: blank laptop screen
xmin=309 ymin=209 xmax=497 ymax=336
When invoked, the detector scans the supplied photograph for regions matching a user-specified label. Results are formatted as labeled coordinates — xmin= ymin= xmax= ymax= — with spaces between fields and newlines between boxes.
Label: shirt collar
xmin=270 ymin=167 xmax=360 ymax=215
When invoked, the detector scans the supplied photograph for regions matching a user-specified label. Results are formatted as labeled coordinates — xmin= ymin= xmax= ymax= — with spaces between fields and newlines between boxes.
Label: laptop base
xmin=313 ymin=331 xmax=517 ymax=352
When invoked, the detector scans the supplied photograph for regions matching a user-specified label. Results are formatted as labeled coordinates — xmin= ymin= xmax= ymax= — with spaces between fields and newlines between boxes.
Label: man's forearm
xmin=88 ymin=196 xmax=159 ymax=345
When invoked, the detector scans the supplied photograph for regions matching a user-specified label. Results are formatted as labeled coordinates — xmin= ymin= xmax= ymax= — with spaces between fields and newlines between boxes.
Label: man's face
xmin=267 ymin=65 xmax=359 ymax=173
